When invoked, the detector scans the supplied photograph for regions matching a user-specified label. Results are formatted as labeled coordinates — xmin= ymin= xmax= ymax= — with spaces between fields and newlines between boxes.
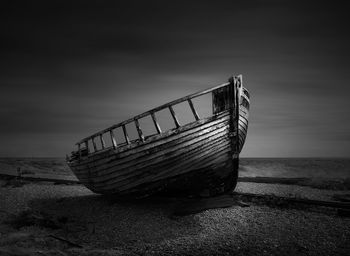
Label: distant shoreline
xmin=1 ymin=156 xmax=350 ymax=159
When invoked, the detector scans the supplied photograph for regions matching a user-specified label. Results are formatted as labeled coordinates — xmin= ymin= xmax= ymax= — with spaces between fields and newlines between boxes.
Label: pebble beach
xmin=1 ymin=179 xmax=349 ymax=256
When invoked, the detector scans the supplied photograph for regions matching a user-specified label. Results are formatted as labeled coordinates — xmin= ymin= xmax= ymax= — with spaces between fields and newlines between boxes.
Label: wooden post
xmin=187 ymin=99 xmax=200 ymax=121
xmin=84 ymin=141 xmax=88 ymax=151
xmin=134 ymin=119 xmax=145 ymax=142
xmin=122 ymin=124 xmax=130 ymax=145
xmin=169 ymin=106 xmax=180 ymax=128
xmin=92 ymin=137 xmax=97 ymax=151
xmin=110 ymin=130 xmax=117 ymax=149
xmin=224 ymin=76 xmax=239 ymax=192
xmin=151 ymin=112 xmax=162 ymax=134
xmin=99 ymin=134 xmax=105 ymax=149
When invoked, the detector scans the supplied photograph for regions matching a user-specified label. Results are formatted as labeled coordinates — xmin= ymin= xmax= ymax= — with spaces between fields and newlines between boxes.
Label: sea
xmin=0 ymin=157 xmax=349 ymax=181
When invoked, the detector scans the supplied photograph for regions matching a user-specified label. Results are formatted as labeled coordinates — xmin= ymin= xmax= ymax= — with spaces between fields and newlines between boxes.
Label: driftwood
xmin=48 ymin=235 xmax=83 ymax=248
xmin=0 ymin=173 xmax=79 ymax=185
xmin=237 ymin=177 xmax=309 ymax=185
xmin=174 ymin=191 xmax=350 ymax=216
xmin=234 ymin=192 xmax=350 ymax=210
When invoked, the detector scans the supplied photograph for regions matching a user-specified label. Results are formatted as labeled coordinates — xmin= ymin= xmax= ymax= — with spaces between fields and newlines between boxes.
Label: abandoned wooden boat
xmin=67 ymin=75 xmax=250 ymax=196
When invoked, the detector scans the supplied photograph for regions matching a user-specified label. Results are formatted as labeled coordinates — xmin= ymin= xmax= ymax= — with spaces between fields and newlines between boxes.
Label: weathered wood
xmin=78 ymin=143 xmax=81 ymax=158
xmin=73 ymin=124 xmax=230 ymax=184
xmin=237 ymin=177 xmax=309 ymax=185
xmin=70 ymin=113 xmax=229 ymax=168
xmin=212 ymin=87 xmax=229 ymax=114
xmin=112 ymin=144 xmax=231 ymax=192
xmin=72 ymin=124 xmax=229 ymax=179
xmin=75 ymin=140 xmax=229 ymax=191
xmin=75 ymin=124 xmax=229 ymax=180
xmin=0 ymin=172 xmax=79 ymax=184
xmin=188 ymin=99 xmax=199 ymax=120
xmin=76 ymin=141 xmax=230 ymax=190
xmin=76 ymin=145 xmax=229 ymax=191
xmin=122 ymin=124 xmax=130 ymax=145
xmin=68 ymin=76 xmax=250 ymax=197
xmin=48 ymin=235 xmax=83 ymax=248
xmin=228 ymin=77 xmax=238 ymax=152
xmin=92 ymin=137 xmax=97 ymax=152
xmin=169 ymin=106 xmax=180 ymax=128
xmin=72 ymin=116 xmax=229 ymax=171
xmin=75 ymin=124 xmax=230 ymax=180
xmin=134 ymin=119 xmax=145 ymax=142
xmin=79 ymin=141 xmax=231 ymax=192
xmin=76 ymin=82 xmax=230 ymax=144
xmin=110 ymin=130 xmax=117 ymax=149
xmin=90 ymin=144 xmax=230 ymax=192
xmin=234 ymin=192 xmax=350 ymax=210
xmin=151 ymin=112 xmax=162 ymax=134
xmin=100 ymin=134 xmax=106 ymax=149
xmin=73 ymin=94 xmax=247 ymax=166
xmin=84 ymin=141 xmax=89 ymax=153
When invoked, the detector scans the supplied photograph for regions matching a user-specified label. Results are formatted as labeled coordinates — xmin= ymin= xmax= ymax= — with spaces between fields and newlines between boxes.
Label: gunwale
xmin=72 ymin=122 xmax=230 ymax=185
xmin=72 ymin=115 xmax=230 ymax=173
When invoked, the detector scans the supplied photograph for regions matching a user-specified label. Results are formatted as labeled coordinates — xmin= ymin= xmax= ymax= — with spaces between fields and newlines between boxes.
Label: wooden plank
xmin=70 ymin=113 xmax=230 ymax=168
xmin=48 ymin=235 xmax=83 ymax=248
xmin=237 ymin=177 xmax=309 ymax=185
xmin=120 ymin=152 xmax=229 ymax=195
xmin=212 ymin=87 xmax=229 ymax=114
xmin=110 ymin=130 xmax=117 ymax=149
xmin=122 ymin=124 xmax=130 ymax=145
xmin=92 ymin=137 xmax=97 ymax=152
xmin=73 ymin=125 xmax=229 ymax=185
xmin=0 ymin=172 xmax=79 ymax=184
xmin=71 ymin=112 xmax=229 ymax=166
xmin=151 ymin=112 xmax=162 ymax=134
xmin=105 ymin=143 xmax=230 ymax=192
xmin=234 ymin=192 xmax=350 ymax=210
xmin=78 ymin=143 xmax=81 ymax=158
xmin=78 ymin=139 xmax=231 ymax=192
xmin=74 ymin=136 xmax=229 ymax=185
xmin=109 ymin=144 xmax=231 ymax=192
xmin=76 ymin=82 xmax=231 ymax=144
xmin=134 ymin=119 xmax=145 ymax=142
xmin=75 ymin=128 xmax=230 ymax=184
xmin=169 ymin=106 xmax=180 ymax=128
xmin=75 ymin=141 xmax=229 ymax=191
xmin=188 ymin=99 xmax=199 ymax=120
xmin=100 ymin=134 xmax=105 ymax=149
xmin=72 ymin=125 xmax=229 ymax=180
xmin=84 ymin=141 xmax=89 ymax=153
xmin=75 ymin=126 xmax=229 ymax=182
xmin=75 ymin=138 xmax=229 ymax=190
xmin=228 ymin=77 xmax=238 ymax=152
xmin=73 ymin=119 xmax=229 ymax=174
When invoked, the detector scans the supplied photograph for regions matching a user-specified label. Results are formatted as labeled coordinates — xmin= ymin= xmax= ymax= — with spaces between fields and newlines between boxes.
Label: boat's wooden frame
xmin=67 ymin=75 xmax=250 ymax=196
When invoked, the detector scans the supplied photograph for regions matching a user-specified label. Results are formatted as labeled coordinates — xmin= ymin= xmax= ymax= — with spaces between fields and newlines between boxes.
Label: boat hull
xmin=68 ymin=112 xmax=238 ymax=196
xmin=67 ymin=77 xmax=250 ymax=196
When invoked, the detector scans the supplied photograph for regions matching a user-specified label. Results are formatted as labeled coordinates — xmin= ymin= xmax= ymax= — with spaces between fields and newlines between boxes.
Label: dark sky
xmin=1 ymin=0 xmax=349 ymax=157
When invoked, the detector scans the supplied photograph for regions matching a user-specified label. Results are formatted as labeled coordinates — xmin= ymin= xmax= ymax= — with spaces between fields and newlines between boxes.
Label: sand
xmin=0 ymin=180 xmax=350 ymax=256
